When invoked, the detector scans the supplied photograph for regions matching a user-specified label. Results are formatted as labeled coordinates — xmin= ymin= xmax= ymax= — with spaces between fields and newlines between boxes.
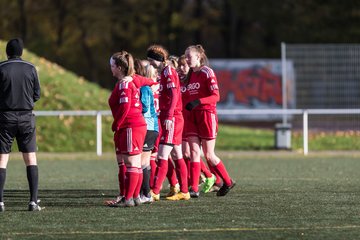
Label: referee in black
xmin=0 ymin=38 xmax=41 ymax=212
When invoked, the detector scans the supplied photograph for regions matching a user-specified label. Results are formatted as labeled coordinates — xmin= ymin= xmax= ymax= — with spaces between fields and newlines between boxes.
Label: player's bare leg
xmin=0 ymin=154 xmax=9 ymax=212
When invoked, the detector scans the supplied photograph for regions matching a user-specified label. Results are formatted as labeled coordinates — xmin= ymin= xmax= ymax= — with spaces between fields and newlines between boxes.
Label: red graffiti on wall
xmin=215 ymin=67 xmax=282 ymax=106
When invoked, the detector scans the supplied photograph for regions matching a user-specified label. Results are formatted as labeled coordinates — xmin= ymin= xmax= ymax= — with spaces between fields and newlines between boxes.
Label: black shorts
xmin=143 ymin=130 xmax=159 ymax=151
xmin=0 ymin=111 xmax=37 ymax=153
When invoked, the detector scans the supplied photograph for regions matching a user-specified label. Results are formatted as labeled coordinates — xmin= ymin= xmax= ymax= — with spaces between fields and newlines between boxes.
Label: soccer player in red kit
xmin=178 ymin=55 xmax=217 ymax=196
xmin=108 ymin=51 xmax=147 ymax=207
xmin=184 ymin=45 xmax=236 ymax=197
xmin=147 ymin=45 xmax=190 ymax=201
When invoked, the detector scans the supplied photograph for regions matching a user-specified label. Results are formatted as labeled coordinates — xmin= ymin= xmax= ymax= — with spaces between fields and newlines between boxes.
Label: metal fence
xmin=283 ymin=44 xmax=360 ymax=131
xmin=34 ymin=109 xmax=360 ymax=156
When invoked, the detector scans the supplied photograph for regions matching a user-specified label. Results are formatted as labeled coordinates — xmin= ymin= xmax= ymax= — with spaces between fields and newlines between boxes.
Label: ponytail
xmin=111 ymin=51 xmax=135 ymax=76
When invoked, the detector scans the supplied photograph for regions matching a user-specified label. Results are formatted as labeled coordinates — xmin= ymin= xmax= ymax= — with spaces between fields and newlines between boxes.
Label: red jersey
xmin=108 ymin=77 xmax=146 ymax=131
xmin=158 ymin=65 xmax=182 ymax=118
xmin=184 ymin=66 xmax=220 ymax=111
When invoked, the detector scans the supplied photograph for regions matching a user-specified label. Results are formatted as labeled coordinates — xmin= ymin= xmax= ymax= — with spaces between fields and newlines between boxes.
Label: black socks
xmin=0 ymin=168 xmax=6 ymax=202
xmin=26 ymin=165 xmax=38 ymax=202
xmin=142 ymin=167 xmax=151 ymax=198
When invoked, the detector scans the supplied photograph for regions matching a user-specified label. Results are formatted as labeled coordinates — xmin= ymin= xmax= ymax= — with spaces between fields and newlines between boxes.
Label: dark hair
xmin=147 ymin=44 xmax=168 ymax=63
xmin=6 ymin=38 xmax=24 ymax=57
xmin=111 ymin=51 xmax=135 ymax=76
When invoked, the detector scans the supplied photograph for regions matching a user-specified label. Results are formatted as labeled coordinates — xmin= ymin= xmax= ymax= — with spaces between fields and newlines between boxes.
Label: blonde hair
xmin=134 ymin=58 xmax=158 ymax=80
xmin=145 ymin=64 xmax=157 ymax=80
xmin=111 ymin=51 xmax=135 ymax=76
xmin=168 ymin=55 xmax=179 ymax=68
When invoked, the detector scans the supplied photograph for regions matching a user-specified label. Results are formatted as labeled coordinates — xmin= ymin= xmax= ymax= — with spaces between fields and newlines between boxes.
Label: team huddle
xmin=106 ymin=44 xmax=236 ymax=207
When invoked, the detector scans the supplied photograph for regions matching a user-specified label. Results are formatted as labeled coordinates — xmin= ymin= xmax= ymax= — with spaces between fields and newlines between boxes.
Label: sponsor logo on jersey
xmin=187 ymin=82 xmax=200 ymax=90
xmin=180 ymin=86 xmax=187 ymax=93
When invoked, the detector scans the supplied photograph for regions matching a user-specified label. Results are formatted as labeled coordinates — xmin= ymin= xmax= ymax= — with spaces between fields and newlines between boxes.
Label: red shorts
xmin=114 ymin=125 xmax=147 ymax=155
xmin=159 ymin=113 xmax=183 ymax=145
xmin=186 ymin=109 xmax=218 ymax=140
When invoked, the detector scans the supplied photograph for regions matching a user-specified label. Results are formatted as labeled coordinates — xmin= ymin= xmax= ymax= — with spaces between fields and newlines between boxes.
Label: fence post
xmin=281 ymin=42 xmax=288 ymax=124
xmin=303 ymin=110 xmax=308 ymax=155
xmin=96 ymin=112 xmax=102 ymax=156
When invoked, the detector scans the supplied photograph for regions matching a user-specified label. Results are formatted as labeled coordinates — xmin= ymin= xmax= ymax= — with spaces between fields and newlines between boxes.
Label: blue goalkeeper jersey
xmin=140 ymin=86 xmax=159 ymax=132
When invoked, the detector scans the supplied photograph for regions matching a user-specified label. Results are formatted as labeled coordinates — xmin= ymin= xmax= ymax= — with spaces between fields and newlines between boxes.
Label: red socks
xmin=200 ymin=160 xmax=212 ymax=178
xmin=207 ymin=162 xmax=222 ymax=186
xmin=125 ymin=167 xmax=139 ymax=200
xmin=152 ymin=159 xmax=168 ymax=194
xmin=167 ymin=159 xmax=178 ymax=187
xmin=213 ymin=161 xmax=232 ymax=186
xmin=190 ymin=162 xmax=201 ymax=192
xmin=174 ymin=158 xmax=188 ymax=193
xmin=133 ymin=168 xmax=143 ymax=198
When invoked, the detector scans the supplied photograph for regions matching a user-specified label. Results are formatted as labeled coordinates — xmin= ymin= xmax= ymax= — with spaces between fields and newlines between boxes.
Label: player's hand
xmin=164 ymin=119 xmax=173 ymax=130
xmin=185 ymin=99 xmax=201 ymax=111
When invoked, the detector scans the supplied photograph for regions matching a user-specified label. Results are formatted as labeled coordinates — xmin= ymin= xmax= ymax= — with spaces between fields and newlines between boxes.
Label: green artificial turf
xmin=1 ymin=153 xmax=359 ymax=239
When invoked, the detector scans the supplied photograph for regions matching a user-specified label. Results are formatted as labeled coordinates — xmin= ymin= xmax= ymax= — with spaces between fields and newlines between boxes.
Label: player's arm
xmin=133 ymin=74 xmax=156 ymax=88
xmin=164 ymin=76 xmax=178 ymax=120
xmin=112 ymin=87 xmax=131 ymax=132
xmin=32 ymin=67 xmax=41 ymax=102
xmin=199 ymin=76 xmax=220 ymax=104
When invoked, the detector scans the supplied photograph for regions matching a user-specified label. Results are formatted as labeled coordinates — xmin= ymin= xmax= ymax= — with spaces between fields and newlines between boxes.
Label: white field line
xmin=3 ymin=225 xmax=360 ymax=236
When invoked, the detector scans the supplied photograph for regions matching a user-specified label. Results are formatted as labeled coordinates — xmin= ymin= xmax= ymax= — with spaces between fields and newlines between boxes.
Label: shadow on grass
xmin=4 ymin=189 xmax=116 ymax=208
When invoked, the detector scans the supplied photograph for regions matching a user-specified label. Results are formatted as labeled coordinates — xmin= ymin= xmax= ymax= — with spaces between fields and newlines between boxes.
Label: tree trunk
xmin=17 ymin=0 xmax=27 ymax=42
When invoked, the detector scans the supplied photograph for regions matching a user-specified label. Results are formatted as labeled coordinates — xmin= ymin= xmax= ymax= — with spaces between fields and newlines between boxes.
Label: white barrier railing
xmin=34 ymin=109 xmax=360 ymax=156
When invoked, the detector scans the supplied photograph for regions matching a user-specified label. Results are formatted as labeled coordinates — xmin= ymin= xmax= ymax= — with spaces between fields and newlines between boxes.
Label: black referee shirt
xmin=0 ymin=57 xmax=40 ymax=111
